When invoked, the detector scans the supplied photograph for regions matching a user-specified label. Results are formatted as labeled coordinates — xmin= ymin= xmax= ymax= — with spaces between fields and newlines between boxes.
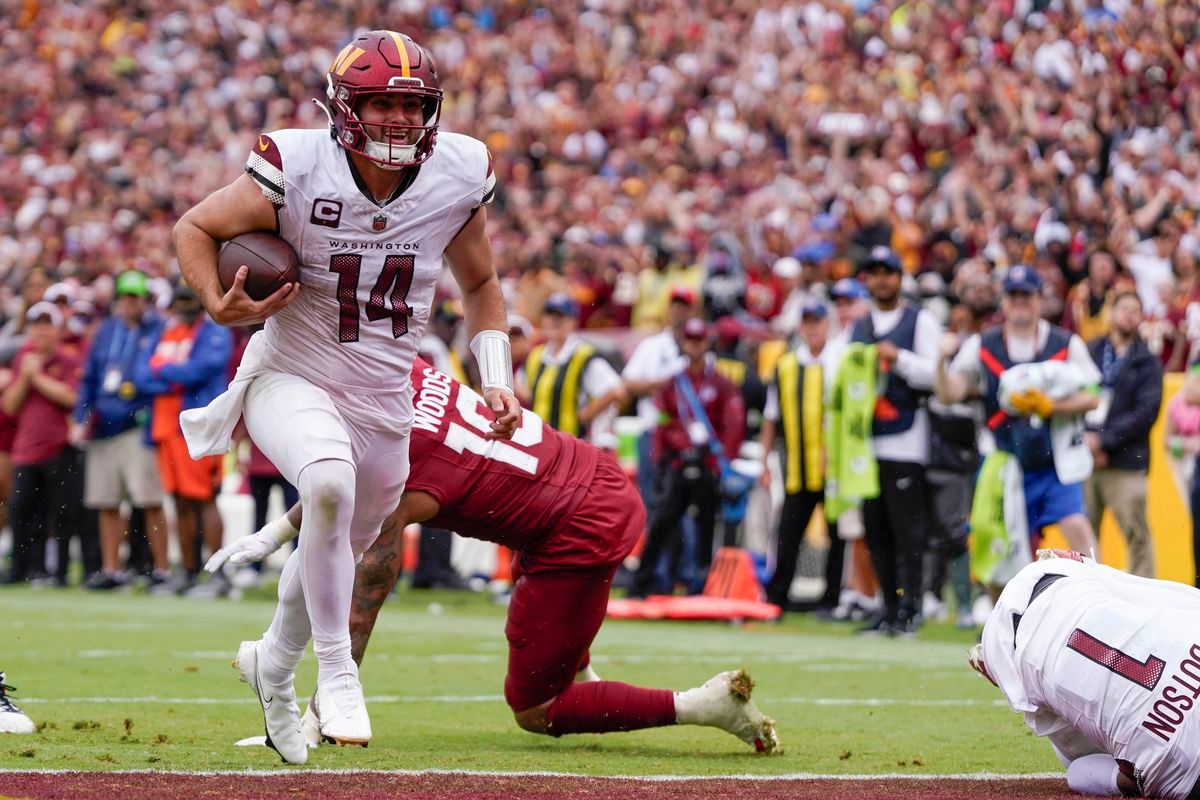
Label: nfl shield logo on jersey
xmin=372 ymin=214 xmax=387 ymax=232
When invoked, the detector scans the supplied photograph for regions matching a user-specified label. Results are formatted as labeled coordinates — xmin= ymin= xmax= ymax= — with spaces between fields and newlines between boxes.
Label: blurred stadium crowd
xmin=2 ymin=0 xmax=1200 ymax=623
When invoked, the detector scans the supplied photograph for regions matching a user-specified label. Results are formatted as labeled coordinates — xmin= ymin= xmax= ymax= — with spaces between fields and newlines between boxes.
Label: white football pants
xmin=242 ymin=369 xmax=409 ymax=684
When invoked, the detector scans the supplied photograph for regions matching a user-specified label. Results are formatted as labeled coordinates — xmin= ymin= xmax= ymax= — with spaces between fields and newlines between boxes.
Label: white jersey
xmin=245 ymin=128 xmax=495 ymax=432
xmin=984 ymin=558 xmax=1200 ymax=799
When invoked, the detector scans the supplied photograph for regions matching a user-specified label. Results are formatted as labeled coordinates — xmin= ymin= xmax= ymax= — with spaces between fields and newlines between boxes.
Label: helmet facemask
xmin=326 ymin=75 xmax=442 ymax=170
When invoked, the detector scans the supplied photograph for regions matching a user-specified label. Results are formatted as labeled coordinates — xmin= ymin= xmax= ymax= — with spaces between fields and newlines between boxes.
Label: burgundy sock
xmin=546 ymin=681 xmax=676 ymax=736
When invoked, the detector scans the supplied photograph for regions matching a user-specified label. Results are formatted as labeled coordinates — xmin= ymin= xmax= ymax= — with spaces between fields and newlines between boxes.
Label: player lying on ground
xmin=969 ymin=550 xmax=1200 ymax=799
xmin=209 ymin=358 xmax=779 ymax=753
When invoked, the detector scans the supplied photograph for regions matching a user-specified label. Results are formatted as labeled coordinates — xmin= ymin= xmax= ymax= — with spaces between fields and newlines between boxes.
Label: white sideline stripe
xmin=19 ymin=695 xmax=504 ymax=705
xmin=0 ymin=767 xmax=1065 ymax=781
xmin=18 ymin=695 xmax=1005 ymax=708
xmin=71 ymin=650 xmax=970 ymax=674
xmin=771 ymin=697 xmax=1009 ymax=708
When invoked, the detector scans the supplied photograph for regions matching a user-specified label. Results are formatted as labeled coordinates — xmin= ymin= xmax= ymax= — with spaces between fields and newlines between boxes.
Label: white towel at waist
xmin=180 ymin=331 xmax=271 ymax=459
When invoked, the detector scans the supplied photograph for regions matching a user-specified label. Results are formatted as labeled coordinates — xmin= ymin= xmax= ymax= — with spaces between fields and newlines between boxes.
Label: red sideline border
xmin=0 ymin=768 xmax=1074 ymax=800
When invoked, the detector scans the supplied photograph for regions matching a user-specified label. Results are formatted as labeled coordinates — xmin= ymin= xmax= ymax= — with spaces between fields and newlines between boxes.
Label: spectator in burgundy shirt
xmin=630 ymin=317 xmax=746 ymax=598
xmin=0 ymin=302 xmax=84 ymax=584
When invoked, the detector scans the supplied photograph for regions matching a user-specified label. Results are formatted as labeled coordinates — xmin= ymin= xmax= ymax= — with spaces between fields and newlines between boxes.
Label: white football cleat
xmin=314 ymin=673 xmax=371 ymax=747
xmin=676 ymin=669 xmax=780 ymax=754
xmin=232 ymin=640 xmax=307 ymax=764
xmin=0 ymin=672 xmax=35 ymax=734
xmin=300 ymin=692 xmax=322 ymax=749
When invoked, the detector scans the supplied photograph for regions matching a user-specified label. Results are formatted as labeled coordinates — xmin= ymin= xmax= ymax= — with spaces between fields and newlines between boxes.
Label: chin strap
xmin=312 ymin=97 xmax=335 ymax=130
xmin=471 ymin=329 xmax=514 ymax=396
xmin=363 ymin=138 xmax=417 ymax=170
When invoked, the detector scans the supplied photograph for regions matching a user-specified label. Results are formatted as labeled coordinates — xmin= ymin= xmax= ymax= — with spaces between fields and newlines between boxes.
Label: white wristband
xmin=470 ymin=329 xmax=514 ymax=394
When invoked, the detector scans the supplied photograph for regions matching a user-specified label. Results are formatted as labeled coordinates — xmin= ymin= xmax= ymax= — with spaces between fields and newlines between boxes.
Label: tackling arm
xmin=204 ymin=490 xmax=440 ymax=573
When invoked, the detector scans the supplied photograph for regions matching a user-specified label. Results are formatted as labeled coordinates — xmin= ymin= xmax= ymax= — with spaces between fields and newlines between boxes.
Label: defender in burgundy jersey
xmin=209 ymin=358 xmax=780 ymax=753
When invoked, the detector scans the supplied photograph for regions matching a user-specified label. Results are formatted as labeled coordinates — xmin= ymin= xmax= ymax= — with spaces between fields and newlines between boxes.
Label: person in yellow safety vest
xmin=759 ymin=301 xmax=844 ymax=614
xmin=518 ymin=293 xmax=626 ymax=443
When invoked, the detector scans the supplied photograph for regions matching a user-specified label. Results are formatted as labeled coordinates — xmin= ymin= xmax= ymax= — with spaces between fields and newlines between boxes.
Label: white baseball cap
xmin=26 ymin=300 xmax=63 ymax=327
xmin=43 ymin=283 xmax=78 ymax=305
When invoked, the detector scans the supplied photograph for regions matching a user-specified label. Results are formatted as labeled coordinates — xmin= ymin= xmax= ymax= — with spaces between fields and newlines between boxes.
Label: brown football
xmin=217 ymin=232 xmax=301 ymax=301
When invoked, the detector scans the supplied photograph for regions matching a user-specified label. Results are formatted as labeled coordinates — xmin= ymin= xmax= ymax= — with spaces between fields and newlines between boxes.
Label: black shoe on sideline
xmin=855 ymin=614 xmax=894 ymax=636
xmin=84 ymin=572 xmax=126 ymax=591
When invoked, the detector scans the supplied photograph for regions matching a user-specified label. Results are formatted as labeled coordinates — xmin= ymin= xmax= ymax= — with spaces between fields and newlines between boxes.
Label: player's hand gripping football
xmin=484 ymin=387 xmax=522 ymax=440
xmin=204 ymin=529 xmax=284 ymax=573
xmin=210 ymin=265 xmax=300 ymax=327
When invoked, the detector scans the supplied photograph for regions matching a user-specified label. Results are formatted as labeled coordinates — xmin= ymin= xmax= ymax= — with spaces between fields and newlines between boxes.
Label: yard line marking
xmin=18 ymin=694 xmax=1003 ymax=707
xmin=768 ymin=697 xmax=1008 ymax=707
xmin=67 ymin=651 xmax=967 ymax=670
xmin=0 ymin=767 xmax=1065 ymax=781
xmin=18 ymin=694 xmax=505 ymax=705
xmin=77 ymin=649 xmax=136 ymax=658
xmin=18 ymin=697 xmax=255 ymax=705
xmin=590 ymin=653 xmax=959 ymax=667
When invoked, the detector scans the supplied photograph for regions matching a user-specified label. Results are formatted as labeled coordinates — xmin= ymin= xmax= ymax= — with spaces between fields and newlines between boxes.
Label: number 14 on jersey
xmin=329 ymin=253 xmax=414 ymax=343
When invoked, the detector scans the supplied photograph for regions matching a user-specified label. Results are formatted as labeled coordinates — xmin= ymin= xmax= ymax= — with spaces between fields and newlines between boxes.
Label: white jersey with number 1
xmin=984 ymin=557 xmax=1200 ymax=799
xmin=245 ymin=127 xmax=495 ymax=433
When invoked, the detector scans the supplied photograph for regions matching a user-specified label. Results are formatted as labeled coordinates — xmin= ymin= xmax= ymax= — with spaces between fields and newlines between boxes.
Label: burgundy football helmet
xmin=321 ymin=30 xmax=443 ymax=168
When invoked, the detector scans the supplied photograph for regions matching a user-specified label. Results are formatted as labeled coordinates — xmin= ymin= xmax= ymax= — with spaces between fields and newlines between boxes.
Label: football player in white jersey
xmin=970 ymin=551 xmax=1200 ymax=798
xmin=172 ymin=30 xmax=520 ymax=764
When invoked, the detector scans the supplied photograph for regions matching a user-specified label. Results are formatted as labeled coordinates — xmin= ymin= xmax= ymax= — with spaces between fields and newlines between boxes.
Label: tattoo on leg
xmin=349 ymin=514 xmax=406 ymax=665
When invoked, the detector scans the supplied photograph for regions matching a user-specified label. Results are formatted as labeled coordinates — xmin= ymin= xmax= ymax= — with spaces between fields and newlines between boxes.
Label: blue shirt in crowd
xmin=74 ymin=313 xmax=164 ymax=439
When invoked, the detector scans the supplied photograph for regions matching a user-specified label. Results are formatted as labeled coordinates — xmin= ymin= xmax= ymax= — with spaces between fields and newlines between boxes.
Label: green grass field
xmin=0 ymin=584 xmax=1059 ymax=777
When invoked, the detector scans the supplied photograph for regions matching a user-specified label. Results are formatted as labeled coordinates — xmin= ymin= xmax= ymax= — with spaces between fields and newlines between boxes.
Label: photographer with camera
xmin=629 ymin=318 xmax=745 ymax=598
